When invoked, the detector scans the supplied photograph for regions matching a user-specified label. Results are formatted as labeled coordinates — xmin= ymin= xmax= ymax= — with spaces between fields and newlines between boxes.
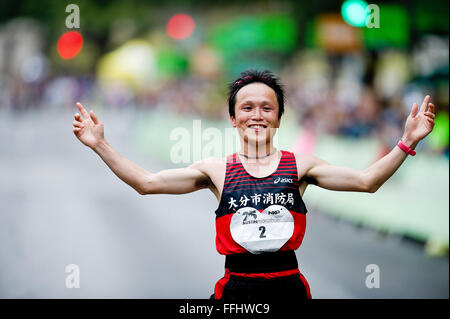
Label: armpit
xmin=194 ymin=176 xmax=211 ymax=188
xmin=299 ymin=175 xmax=318 ymax=186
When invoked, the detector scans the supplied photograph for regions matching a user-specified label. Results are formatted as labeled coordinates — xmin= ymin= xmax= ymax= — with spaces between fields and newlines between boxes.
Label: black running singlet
xmin=215 ymin=151 xmax=308 ymax=255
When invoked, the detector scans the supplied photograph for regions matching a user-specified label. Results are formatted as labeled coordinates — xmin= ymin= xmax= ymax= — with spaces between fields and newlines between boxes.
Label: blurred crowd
xmin=0 ymin=2 xmax=448 ymax=158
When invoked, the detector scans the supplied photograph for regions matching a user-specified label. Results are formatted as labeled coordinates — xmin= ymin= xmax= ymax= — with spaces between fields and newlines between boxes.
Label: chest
xmin=240 ymin=160 xmax=280 ymax=178
xmin=207 ymin=157 xmax=277 ymax=192
xmin=207 ymin=155 xmax=308 ymax=200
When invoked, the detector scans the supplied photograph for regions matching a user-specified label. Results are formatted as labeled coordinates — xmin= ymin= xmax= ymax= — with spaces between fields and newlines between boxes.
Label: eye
xmin=263 ymin=106 xmax=272 ymax=111
xmin=243 ymin=105 xmax=252 ymax=111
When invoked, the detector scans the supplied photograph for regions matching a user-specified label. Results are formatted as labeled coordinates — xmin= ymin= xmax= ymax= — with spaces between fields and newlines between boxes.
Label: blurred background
xmin=0 ymin=0 xmax=448 ymax=298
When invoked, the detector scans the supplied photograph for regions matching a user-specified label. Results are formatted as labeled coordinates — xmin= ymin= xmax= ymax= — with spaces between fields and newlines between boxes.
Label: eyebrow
xmin=237 ymin=99 xmax=274 ymax=107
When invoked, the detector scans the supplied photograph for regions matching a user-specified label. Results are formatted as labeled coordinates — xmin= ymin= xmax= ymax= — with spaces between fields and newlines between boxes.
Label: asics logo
xmin=273 ymin=177 xmax=293 ymax=184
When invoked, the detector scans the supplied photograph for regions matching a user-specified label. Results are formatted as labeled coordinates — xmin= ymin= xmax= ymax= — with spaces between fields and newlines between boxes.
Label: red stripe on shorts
xmin=299 ymin=273 xmax=312 ymax=299
xmin=227 ymin=268 xmax=300 ymax=279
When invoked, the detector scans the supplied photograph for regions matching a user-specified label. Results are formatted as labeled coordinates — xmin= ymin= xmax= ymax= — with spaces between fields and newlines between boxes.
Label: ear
xmin=230 ymin=116 xmax=236 ymax=127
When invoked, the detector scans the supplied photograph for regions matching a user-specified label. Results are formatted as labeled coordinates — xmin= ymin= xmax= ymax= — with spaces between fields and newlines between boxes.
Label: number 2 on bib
xmin=259 ymin=226 xmax=267 ymax=238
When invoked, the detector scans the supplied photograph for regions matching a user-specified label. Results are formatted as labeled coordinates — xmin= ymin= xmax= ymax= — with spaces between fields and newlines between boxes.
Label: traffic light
xmin=341 ymin=0 xmax=368 ymax=27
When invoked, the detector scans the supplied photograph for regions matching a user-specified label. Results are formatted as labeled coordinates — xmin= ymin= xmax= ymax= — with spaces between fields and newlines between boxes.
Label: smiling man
xmin=72 ymin=69 xmax=436 ymax=300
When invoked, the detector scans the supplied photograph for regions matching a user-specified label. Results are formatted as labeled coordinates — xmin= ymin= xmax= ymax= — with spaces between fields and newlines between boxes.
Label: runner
xmin=72 ymin=69 xmax=436 ymax=300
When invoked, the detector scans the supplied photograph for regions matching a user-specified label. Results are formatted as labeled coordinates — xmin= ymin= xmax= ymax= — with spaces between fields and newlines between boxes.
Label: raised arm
xmin=72 ymin=102 xmax=211 ymax=195
xmin=302 ymin=95 xmax=436 ymax=193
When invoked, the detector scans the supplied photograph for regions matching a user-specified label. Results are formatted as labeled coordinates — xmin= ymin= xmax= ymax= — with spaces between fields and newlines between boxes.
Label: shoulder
xmin=189 ymin=156 xmax=227 ymax=175
xmin=290 ymin=152 xmax=328 ymax=173
xmin=290 ymin=152 xmax=316 ymax=165
xmin=189 ymin=156 xmax=228 ymax=196
xmin=191 ymin=156 xmax=227 ymax=167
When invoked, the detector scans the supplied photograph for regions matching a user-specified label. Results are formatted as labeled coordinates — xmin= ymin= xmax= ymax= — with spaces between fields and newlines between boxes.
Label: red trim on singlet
xmin=216 ymin=214 xmax=248 ymax=254
xmin=280 ymin=210 xmax=307 ymax=251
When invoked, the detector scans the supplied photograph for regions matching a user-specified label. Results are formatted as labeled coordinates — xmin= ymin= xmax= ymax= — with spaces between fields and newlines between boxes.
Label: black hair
xmin=228 ymin=69 xmax=285 ymax=120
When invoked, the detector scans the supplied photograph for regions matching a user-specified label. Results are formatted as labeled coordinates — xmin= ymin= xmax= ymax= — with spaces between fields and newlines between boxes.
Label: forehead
xmin=235 ymin=82 xmax=278 ymax=106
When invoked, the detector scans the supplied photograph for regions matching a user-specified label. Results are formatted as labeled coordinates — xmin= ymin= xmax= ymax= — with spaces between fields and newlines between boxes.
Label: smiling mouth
xmin=248 ymin=125 xmax=267 ymax=131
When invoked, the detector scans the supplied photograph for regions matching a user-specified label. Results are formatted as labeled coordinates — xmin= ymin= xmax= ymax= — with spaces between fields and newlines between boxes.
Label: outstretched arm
xmin=72 ymin=102 xmax=211 ymax=195
xmin=303 ymin=95 xmax=436 ymax=193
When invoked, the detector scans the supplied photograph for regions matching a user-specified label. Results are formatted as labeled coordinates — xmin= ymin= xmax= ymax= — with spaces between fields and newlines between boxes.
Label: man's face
xmin=230 ymin=82 xmax=280 ymax=146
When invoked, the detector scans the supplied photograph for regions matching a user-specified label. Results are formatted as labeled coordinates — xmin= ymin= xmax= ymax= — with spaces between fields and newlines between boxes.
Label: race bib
xmin=230 ymin=205 xmax=294 ymax=254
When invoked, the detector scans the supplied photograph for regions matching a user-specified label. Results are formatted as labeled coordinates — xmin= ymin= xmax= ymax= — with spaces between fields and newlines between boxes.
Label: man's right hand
xmin=72 ymin=102 xmax=215 ymax=196
xmin=73 ymin=102 xmax=105 ymax=149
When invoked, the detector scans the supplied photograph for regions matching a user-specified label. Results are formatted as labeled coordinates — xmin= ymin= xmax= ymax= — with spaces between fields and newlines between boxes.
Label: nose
xmin=252 ymin=106 xmax=263 ymax=120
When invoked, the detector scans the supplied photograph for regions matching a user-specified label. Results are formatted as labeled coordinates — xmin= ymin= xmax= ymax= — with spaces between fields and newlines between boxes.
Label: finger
xmin=76 ymin=102 xmax=90 ymax=119
xmin=74 ymin=113 xmax=83 ymax=122
xmin=73 ymin=121 xmax=83 ymax=128
xmin=73 ymin=127 xmax=81 ymax=135
xmin=427 ymin=103 xmax=435 ymax=114
xmin=410 ymin=103 xmax=418 ymax=118
xmin=424 ymin=111 xmax=435 ymax=119
xmin=419 ymin=95 xmax=430 ymax=113
xmin=90 ymin=110 xmax=100 ymax=125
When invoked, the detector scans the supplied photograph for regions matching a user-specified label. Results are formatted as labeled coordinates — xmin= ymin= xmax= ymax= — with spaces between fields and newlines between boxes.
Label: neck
xmin=239 ymin=143 xmax=276 ymax=159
